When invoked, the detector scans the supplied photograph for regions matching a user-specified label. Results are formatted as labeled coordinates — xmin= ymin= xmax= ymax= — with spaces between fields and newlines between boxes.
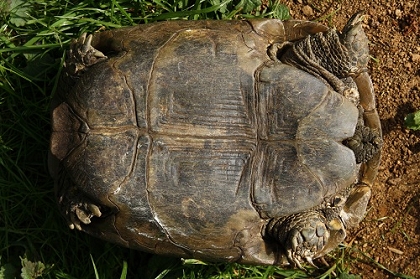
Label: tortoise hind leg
xmin=56 ymin=170 xmax=107 ymax=231
xmin=263 ymin=183 xmax=372 ymax=269
xmin=263 ymin=207 xmax=346 ymax=269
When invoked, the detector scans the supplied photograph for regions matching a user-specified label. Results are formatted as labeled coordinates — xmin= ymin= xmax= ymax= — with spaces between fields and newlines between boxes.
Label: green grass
xmin=0 ymin=0 xmax=380 ymax=278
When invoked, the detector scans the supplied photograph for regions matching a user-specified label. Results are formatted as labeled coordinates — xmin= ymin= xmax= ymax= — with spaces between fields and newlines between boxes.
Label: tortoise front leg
xmin=64 ymin=33 xmax=107 ymax=77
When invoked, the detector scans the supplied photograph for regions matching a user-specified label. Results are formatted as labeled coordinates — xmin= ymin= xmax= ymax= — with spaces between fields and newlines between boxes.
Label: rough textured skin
xmin=50 ymin=15 xmax=382 ymax=267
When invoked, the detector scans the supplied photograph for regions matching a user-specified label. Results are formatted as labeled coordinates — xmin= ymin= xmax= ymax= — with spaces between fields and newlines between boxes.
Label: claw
xmin=291 ymin=254 xmax=305 ymax=270
xmin=70 ymin=212 xmax=82 ymax=231
xmin=58 ymin=184 xmax=104 ymax=231
xmin=77 ymin=33 xmax=87 ymax=45
xmin=265 ymin=208 xmax=346 ymax=270
xmin=75 ymin=207 xmax=91 ymax=225
xmin=64 ymin=32 xmax=108 ymax=77
xmin=65 ymin=202 xmax=103 ymax=231
xmin=81 ymin=34 xmax=93 ymax=53
xmin=305 ymin=256 xmax=318 ymax=269
xmin=88 ymin=203 xmax=102 ymax=217
xmin=94 ymin=50 xmax=106 ymax=58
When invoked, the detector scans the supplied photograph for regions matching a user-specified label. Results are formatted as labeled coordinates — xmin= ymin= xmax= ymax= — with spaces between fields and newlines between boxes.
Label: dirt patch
xmin=283 ymin=0 xmax=420 ymax=277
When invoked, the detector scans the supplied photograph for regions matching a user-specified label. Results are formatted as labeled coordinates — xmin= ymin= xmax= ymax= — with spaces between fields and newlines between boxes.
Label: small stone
xmin=411 ymin=53 xmax=420 ymax=62
xmin=387 ymin=177 xmax=401 ymax=185
xmin=302 ymin=5 xmax=314 ymax=17
xmin=395 ymin=9 xmax=402 ymax=18
xmin=388 ymin=246 xmax=404 ymax=255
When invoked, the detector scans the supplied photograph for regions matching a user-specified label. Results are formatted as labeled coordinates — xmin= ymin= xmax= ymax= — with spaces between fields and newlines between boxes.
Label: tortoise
xmin=49 ymin=13 xmax=382 ymax=268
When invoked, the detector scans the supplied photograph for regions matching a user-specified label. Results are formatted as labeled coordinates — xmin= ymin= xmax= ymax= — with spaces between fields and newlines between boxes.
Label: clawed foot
xmin=265 ymin=208 xmax=346 ymax=270
xmin=58 ymin=186 xmax=103 ymax=231
xmin=344 ymin=106 xmax=383 ymax=164
xmin=65 ymin=33 xmax=107 ymax=77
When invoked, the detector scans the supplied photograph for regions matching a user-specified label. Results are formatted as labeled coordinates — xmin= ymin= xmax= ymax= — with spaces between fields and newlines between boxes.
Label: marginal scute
xmin=249 ymin=19 xmax=286 ymax=41
xmin=50 ymin=102 xmax=86 ymax=161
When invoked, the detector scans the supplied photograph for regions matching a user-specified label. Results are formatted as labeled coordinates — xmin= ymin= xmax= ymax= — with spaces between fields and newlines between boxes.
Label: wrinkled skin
xmin=50 ymin=13 xmax=382 ymax=268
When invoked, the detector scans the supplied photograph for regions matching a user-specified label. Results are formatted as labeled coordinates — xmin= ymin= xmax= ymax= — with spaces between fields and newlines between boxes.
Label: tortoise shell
xmin=50 ymin=16 xmax=381 ymax=266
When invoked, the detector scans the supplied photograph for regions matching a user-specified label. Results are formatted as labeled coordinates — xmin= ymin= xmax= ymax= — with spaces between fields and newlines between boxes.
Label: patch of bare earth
xmin=283 ymin=0 xmax=420 ymax=278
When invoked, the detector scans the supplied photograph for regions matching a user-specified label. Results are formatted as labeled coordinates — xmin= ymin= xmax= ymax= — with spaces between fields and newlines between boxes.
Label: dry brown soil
xmin=283 ymin=0 xmax=420 ymax=278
